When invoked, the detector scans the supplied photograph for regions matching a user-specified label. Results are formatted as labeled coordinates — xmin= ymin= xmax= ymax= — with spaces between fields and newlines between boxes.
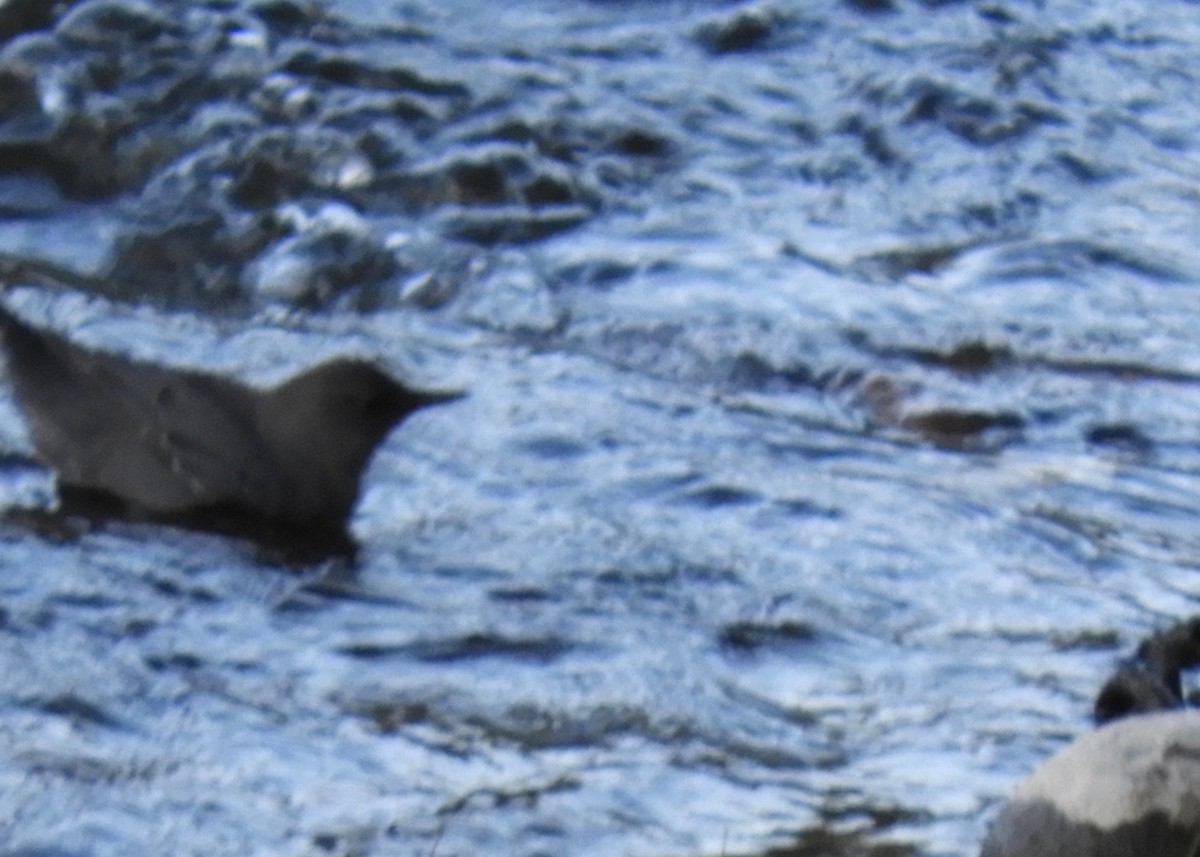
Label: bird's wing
xmin=96 ymin=359 xmax=289 ymax=516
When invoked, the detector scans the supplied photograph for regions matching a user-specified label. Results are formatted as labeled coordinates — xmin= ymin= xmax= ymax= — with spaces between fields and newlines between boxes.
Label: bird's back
xmin=0 ymin=303 xmax=461 ymax=560
xmin=0 ymin=305 xmax=285 ymax=518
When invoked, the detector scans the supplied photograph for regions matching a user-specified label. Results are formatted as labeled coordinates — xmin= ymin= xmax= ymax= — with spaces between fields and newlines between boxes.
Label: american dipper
xmin=0 ymin=303 xmax=459 ymax=559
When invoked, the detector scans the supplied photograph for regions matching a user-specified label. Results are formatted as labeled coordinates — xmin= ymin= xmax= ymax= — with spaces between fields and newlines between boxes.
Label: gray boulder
xmin=981 ymin=710 xmax=1200 ymax=856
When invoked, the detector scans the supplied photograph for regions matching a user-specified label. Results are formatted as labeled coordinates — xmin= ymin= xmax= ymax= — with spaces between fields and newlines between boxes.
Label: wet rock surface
xmin=0 ymin=1 xmax=1199 ymax=856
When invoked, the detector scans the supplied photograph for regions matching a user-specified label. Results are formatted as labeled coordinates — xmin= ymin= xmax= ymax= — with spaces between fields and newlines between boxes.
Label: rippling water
xmin=2 ymin=1 xmax=1200 ymax=855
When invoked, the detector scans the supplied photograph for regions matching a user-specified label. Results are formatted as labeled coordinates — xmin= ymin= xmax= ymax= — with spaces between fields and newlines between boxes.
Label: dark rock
xmin=900 ymin=407 xmax=1024 ymax=448
xmin=727 ymin=351 xmax=814 ymax=390
xmin=1085 ymin=422 xmax=1153 ymax=455
xmin=719 ymin=619 xmax=816 ymax=653
xmin=244 ymin=224 xmax=398 ymax=307
xmin=1093 ymin=666 xmax=1179 ymax=725
xmin=55 ymin=1 xmax=183 ymax=48
xmin=608 ymin=128 xmax=673 ymax=158
xmin=904 ymin=79 xmax=1064 ymax=146
xmin=228 ymin=128 xmax=374 ymax=209
xmin=844 ymin=0 xmax=897 ymax=12
xmin=438 ymin=203 xmax=591 ymax=244
xmin=1094 ymin=617 xmax=1200 ymax=724
xmin=106 ymin=211 xmax=273 ymax=307
xmin=896 ymin=340 xmax=1013 ymax=374
xmin=0 ymin=0 xmax=80 ymax=43
xmin=249 ymin=0 xmax=327 ymax=36
xmin=695 ymin=10 xmax=781 ymax=55
xmin=280 ymin=49 xmax=470 ymax=99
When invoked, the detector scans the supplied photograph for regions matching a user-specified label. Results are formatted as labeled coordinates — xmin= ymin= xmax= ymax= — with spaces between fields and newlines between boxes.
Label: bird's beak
xmin=417 ymin=388 xmax=466 ymax=408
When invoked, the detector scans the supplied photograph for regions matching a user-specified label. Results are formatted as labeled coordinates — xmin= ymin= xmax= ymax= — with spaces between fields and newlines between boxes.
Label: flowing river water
xmin=1 ymin=1 xmax=1200 ymax=855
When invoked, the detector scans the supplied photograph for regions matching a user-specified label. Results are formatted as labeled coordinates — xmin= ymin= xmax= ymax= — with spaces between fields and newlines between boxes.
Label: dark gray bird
xmin=0 ymin=303 xmax=459 ymax=559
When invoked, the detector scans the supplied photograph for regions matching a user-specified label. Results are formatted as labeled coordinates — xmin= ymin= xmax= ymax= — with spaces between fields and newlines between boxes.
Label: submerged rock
xmin=1095 ymin=617 xmax=1200 ymax=724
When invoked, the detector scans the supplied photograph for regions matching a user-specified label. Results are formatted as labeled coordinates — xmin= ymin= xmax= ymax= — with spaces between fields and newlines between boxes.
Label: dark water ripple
xmin=0 ymin=0 xmax=1199 ymax=855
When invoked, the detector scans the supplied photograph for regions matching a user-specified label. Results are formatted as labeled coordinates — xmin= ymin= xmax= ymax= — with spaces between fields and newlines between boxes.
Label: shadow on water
xmin=720 ymin=796 xmax=924 ymax=857
xmin=737 ymin=830 xmax=918 ymax=857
